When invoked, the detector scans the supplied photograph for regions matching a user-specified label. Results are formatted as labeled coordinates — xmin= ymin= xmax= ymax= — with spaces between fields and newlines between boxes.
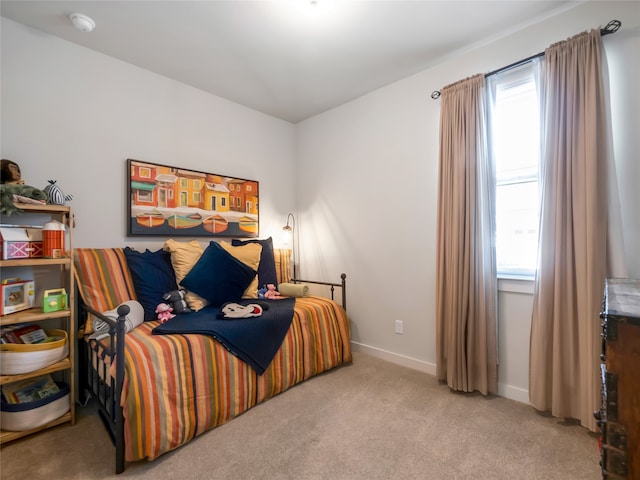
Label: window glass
xmin=489 ymin=63 xmax=541 ymax=277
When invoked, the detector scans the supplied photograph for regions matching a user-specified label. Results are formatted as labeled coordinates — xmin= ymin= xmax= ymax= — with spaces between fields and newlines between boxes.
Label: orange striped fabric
xmin=74 ymin=248 xmax=137 ymax=332
xmin=256 ymin=296 xmax=352 ymax=403
xmin=273 ymin=248 xmax=292 ymax=283
xmin=119 ymin=321 xmax=258 ymax=461
xmin=75 ymin=247 xmax=351 ymax=462
xmin=117 ymin=297 xmax=351 ymax=462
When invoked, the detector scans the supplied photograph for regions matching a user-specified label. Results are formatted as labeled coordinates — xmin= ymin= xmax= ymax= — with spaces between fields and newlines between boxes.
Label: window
xmin=136 ymin=190 xmax=152 ymax=203
xmin=488 ymin=62 xmax=541 ymax=277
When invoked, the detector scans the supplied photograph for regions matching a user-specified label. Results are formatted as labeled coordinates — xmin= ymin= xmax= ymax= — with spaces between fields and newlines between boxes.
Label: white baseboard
xmin=351 ymin=341 xmax=531 ymax=405
xmin=350 ymin=341 xmax=436 ymax=376
xmin=497 ymin=382 xmax=530 ymax=404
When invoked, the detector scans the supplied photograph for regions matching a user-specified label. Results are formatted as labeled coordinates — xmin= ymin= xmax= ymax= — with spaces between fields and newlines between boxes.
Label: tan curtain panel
xmin=529 ymin=29 xmax=607 ymax=431
xmin=436 ymin=74 xmax=498 ymax=395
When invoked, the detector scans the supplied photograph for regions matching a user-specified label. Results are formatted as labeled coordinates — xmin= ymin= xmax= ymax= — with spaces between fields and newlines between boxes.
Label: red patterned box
xmin=0 ymin=228 xmax=43 ymax=260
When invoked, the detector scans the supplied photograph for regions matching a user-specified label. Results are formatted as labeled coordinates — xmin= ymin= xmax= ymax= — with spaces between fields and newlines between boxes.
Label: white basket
xmin=0 ymin=330 xmax=68 ymax=375
xmin=1 ymin=382 xmax=70 ymax=431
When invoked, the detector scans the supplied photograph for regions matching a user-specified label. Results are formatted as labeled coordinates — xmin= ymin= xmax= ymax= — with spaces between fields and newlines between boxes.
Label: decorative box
xmin=0 ymin=329 xmax=68 ymax=375
xmin=0 ymin=227 xmax=43 ymax=260
xmin=0 ymin=382 xmax=70 ymax=431
xmin=0 ymin=278 xmax=35 ymax=315
xmin=42 ymin=288 xmax=68 ymax=313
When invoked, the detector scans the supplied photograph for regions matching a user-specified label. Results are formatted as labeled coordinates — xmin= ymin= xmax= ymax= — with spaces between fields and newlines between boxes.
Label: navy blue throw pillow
xmin=181 ymin=242 xmax=256 ymax=308
xmin=231 ymin=237 xmax=278 ymax=287
xmin=124 ymin=247 xmax=178 ymax=321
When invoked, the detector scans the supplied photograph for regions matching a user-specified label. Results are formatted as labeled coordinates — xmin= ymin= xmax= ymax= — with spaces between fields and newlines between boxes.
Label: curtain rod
xmin=430 ymin=19 xmax=621 ymax=100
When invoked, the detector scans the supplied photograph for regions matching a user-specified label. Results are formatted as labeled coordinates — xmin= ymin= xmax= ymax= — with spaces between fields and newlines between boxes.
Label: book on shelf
xmin=1 ymin=374 xmax=60 ymax=404
xmin=0 ymin=324 xmax=51 ymax=344
xmin=0 ymin=323 xmax=25 ymax=344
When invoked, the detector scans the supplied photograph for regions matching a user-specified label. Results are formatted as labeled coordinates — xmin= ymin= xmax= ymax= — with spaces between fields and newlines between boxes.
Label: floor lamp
xmin=282 ymin=213 xmax=297 ymax=280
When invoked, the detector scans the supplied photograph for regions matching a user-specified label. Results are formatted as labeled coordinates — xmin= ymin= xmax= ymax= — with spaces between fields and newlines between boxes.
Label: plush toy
xmin=43 ymin=179 xmax=73 ymax=205
xmin=0 ymin=184 xmax=48 ymax=215
xmin=155 ymin=303 xmax=175 ymax=323
xmin=1 ymin=159 xmax=25 ymax=185
xmin=219 ymin=302 xmax=263 ymax=319
xmin=258 ymin=284 xmax=282 ymax=299
xmin=0 ymin=160 xmax=48 ymax=215
xmin=162 ymin=289 xmax=192 ymax=314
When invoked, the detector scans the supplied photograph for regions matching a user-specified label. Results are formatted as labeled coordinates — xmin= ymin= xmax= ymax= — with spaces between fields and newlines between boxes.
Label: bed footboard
xmin=78 ymin=303 xmax=129 ymax=475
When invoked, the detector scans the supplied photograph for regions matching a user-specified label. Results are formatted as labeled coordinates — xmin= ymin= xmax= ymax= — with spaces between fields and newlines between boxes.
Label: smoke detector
xmin=69 ymin=13 xmax=95 ymax=33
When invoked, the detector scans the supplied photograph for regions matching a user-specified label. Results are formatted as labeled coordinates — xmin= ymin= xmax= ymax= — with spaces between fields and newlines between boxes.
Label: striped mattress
xmin=74 ymin=247 xmax=351 ymax=463
xmin=114 ymin=296 xmax=351 ymax=462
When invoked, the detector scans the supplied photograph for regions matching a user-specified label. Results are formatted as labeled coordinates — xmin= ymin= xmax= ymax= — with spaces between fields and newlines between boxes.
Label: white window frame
xmin=488 ymin=62 xmax=541 ymax=281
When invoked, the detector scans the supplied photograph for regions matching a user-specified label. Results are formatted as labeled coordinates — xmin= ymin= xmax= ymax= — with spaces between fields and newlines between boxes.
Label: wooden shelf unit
xmin=0 ymin=358 xmax=71 ymax=386
xmin=0 ymin=258 xmax=71 ymax=268
xmin=1 ymin=308 xmax=72 ymax=327
xmin=0 ymin=203 xmax=75 ymax=444
xmin=0 ymin=411 xmax=72 ymax=444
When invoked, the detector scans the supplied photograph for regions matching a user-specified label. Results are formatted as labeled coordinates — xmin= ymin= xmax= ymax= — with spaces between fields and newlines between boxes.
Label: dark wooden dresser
xmin=596 ymin=278 xmax=640 ymax=479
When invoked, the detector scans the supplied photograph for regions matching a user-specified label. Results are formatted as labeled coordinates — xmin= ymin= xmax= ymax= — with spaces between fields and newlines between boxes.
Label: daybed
xmin=73 ymin=240 xmax=351 ymax=474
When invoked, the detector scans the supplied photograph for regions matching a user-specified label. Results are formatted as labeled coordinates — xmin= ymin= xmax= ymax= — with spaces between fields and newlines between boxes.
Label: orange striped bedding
xmin=114 ymin=296 xmax=351 ymax=462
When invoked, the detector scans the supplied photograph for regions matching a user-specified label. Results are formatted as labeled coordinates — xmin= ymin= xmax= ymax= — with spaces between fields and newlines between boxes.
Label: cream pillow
xmin=219 ymin=241 xmax=262 ymax=298
xmin=163 ymin=239 xmax=207 ymax=311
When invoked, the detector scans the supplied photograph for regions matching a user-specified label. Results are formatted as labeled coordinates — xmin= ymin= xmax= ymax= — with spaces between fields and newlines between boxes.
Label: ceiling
xmin=1 ymin=0 xmax=574 ymax=123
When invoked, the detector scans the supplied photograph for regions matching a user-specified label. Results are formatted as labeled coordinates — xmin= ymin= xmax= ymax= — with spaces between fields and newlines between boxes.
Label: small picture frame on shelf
xmin=0 ymin=279 xmax=35 ymax=316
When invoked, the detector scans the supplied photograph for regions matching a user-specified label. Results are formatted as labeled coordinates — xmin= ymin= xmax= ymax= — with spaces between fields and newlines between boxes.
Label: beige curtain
xmin=436 ymin=74 xmax=498 ymax=395
xmin=529 ymin=29 xmax=607 ymax=431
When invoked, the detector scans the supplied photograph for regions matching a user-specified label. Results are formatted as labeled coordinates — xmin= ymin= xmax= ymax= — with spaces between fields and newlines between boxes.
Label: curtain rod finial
xmin=431 ymin=90 xmax=441 ymax=100
xmin=602 ymin=20 xmax=621 ymax=35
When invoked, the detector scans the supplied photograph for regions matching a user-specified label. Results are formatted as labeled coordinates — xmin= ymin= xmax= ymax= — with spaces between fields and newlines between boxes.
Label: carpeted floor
xmin=0 ymin=352 xmax=600 ymax=479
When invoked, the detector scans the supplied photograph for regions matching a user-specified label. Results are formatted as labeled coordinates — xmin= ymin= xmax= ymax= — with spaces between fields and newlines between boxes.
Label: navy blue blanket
xmin=152 ymin=297 xmax=295 ymax=375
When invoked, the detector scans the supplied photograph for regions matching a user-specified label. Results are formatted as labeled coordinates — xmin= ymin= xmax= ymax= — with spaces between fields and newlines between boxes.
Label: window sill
xmin=498 ymin=275 xmax=534 ymax=294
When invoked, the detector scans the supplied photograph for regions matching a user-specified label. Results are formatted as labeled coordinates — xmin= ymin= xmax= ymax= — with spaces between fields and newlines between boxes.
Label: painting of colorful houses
xmin=127 ymin=159 xmax=259 ymax=237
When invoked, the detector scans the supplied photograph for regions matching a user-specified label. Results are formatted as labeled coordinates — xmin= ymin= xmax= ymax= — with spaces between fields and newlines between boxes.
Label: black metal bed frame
xmin=77 ymin=275 xmax=346 ymax=474
xmin=78 ymin=302 xmax=129 ymax=473
xmin=292 ymin=273 xmax=347 ymax=311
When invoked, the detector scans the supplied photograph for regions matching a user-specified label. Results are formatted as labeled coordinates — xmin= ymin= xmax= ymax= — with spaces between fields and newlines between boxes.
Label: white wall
xmin=1 ymin=18 xmax=297 ymax=250
xmin=2 ymin=2 xmax=638 ymax=405
xmin=295 ymin=1 xmax=640 ymax=402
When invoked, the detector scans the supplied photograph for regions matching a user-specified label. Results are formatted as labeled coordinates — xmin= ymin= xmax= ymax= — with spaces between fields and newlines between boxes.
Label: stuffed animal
xmin=162 ymin=289 xmax=192 ymax=314
xmin=155 ymin=303 xmax=175 ymax=323
xmin=258 ymin=284 xmax=282 ymax=299
xmin=1 ymin=159 xmax=25 ymax=185
xmin=0 ymin=184 xmax=48 ymax=215
xmin=43 ymin=180 xmax=73 ymax=205
xmin=0 ymin=159 xmax=48 ymax=214
xmin=219 ymin=302 xmax=263 ymax=319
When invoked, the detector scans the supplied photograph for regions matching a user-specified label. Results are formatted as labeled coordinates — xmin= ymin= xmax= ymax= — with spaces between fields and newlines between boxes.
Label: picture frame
xmin=127 ymin=159 xmax=259 ymax=238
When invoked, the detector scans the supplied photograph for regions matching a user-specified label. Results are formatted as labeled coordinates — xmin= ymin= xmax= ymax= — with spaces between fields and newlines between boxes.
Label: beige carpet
xmin=1 ymin=352 xmax=600 ymax=479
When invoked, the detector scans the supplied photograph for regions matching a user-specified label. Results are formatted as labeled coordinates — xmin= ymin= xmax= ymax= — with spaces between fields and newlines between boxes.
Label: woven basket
xmin=0 ymin=329 xmax=68 ymax=375
xmin=0 ymin=382 xmax=70 ymax=431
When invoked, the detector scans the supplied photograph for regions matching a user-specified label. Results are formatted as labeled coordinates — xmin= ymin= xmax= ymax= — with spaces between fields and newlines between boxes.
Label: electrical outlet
xmin=395 ymin=319 xmax=404 ymax=335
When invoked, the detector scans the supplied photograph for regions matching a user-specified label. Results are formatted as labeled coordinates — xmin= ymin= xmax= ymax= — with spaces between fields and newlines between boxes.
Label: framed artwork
xmin=127 ymin=159 xmax=259 ymax=238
